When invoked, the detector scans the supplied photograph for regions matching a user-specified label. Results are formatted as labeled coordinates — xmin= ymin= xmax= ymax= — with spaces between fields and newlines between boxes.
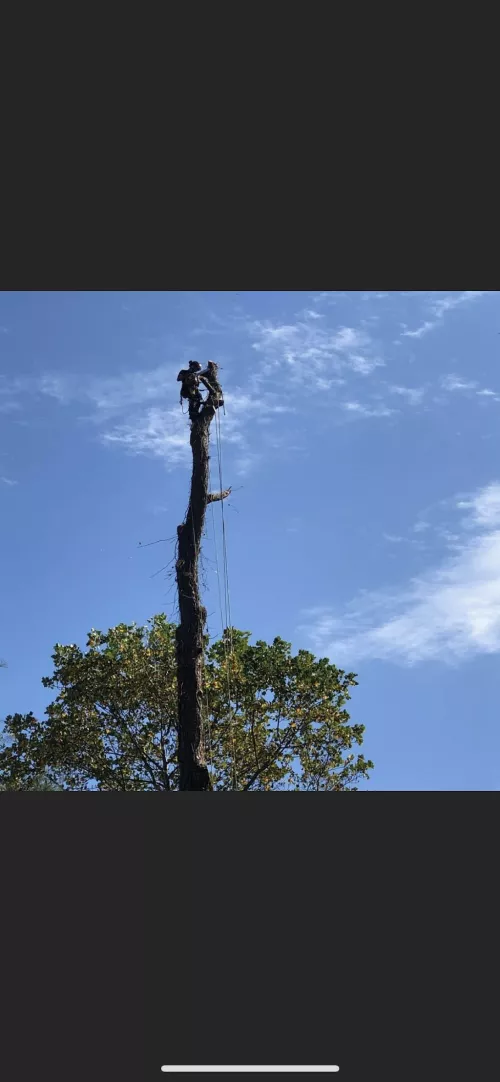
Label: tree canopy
xmin=0 ymin=735 xmax=63 ymax=791
xmin=0 ymin=615 xmax=373 ymax=792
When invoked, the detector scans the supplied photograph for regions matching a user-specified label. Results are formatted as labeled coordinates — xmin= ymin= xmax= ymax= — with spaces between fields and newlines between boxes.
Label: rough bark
xmin=175 ymin=374 xmax=227 ymax=791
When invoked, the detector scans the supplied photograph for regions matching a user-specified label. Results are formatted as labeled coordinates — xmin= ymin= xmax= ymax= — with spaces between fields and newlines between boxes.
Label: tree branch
xmin=159 ymin=722 xmax=171 ymax=791
xmin=96 ymin=701 xmax=163 ymax=791
xmin=242 ymin=717 xmax=310 ymax=791
xmin=207 ymin=488 xmax=231 ymax=504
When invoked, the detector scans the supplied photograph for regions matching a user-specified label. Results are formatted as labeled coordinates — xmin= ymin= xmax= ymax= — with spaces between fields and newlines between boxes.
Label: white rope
xmin=213 ymin=407 xmax=238 ymax=790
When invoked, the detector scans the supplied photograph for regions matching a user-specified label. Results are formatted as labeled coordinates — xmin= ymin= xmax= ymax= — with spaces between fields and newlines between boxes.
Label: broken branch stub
xmin=207 ymin=488 xmax=231 ymax=504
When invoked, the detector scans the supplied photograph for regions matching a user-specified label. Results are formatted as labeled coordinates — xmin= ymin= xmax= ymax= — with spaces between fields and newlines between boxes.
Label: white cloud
xmin=341 ymin=400 xmax=395 ymax=418
xmin=0 ymin=476 xmax=18 ymax=486
xmin=316 ymin=377 xmax=346 ymax=392
xmin=401 ymin=290 xmax=486 ymax=302
xmin=402 ymin=320 xmax=438 ymax=339
xmin=22 ymin=364 xmax=180 ymax=419
xmin=87 ymin=367 xmax=176 ymax=415
xmin=300 ymin=482 xmax=500 ymax=666
xmin=346 ymin=354 xmax=381 ymax=375
xmin=430 ymin=291 xmax=486 ymax=316
xmin=101 ymin=390 xmax=292 ymax=469
xmin=402 ymin=291 xmax=487 ymax=339
xmin=389 ymin=385 xmax=426 ymax=406
xmin=102 ymin=407 xmax=189 ymax=468
xmin=311 ymin=291 xmax=349 ymax=304
xmin=35 ymin=354 xmax=216 ymax=419
xmin=5 ymin=348 xmax=299 ymax=475
xmin=37 ymin=374 xmax=76 ymax=404
xmin=331 ymin=327 xmax=368 ymax=351
xmin=233 ymin=453 xmax=262 ymax=477
xmin=457 ymin=483 xmax=500 ymax=529
xmin=37 ymin=365 xmax=294 ymax=426
xmin=250 ymin=319 xmax=385 ymax=385
xmin=441 ymin=374 xmax=477 ymax=392
xmin=224 ymin=390 xmax=294 ymax=419
xmin=440 ymin=378 xmax=500 ymax=402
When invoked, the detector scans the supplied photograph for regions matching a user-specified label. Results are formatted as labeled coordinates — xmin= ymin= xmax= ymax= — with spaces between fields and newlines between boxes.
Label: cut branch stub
xmin=207 ymin=487 xmax=232 ymax=504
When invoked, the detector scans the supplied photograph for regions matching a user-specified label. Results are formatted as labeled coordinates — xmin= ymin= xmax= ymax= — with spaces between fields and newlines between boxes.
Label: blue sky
xmin=1 ymin=289 xmax=500 ymax=790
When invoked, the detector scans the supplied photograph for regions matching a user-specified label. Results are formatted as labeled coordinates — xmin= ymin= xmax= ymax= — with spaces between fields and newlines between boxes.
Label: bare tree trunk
xmin=175 ymin=368 xmax=228 ymax=791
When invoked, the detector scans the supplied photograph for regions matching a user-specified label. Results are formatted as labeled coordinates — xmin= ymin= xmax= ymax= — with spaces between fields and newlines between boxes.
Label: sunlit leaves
xmin=0 ymin=616 xmax=373 ymax=792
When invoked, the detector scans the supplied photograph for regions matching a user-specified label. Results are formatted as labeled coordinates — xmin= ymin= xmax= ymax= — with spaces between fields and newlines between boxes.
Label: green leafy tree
xmin=0 ymin=615 xmax=373 ymax=791
xmin=0 ymin=733 xmax=64 ymax=790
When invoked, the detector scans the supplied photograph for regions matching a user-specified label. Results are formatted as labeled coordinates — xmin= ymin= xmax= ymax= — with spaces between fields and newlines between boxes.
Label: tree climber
xmin=177 ymin=361 xmax=202 ymax=408
xmin=199 ymin=361 xmax=224 ymax=409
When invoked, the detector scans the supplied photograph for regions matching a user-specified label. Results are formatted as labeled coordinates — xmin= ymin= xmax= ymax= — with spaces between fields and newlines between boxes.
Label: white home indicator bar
xmin=161 ymin=1068 xmax=340 ymax=1074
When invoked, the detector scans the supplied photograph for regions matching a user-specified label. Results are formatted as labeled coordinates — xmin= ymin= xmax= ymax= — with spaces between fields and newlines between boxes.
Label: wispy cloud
xmin=0 ymin=374 xmax=24 ymax=413
xmin=440 ymin=374 xmax=499 ymax=399
xmin=430 ymin=291 xmax=486 ymax=316
xmin=315 ymin=377 xmax=346 ymax=392
xmin=38 ymin=364 xmax=178 ymax=418
xmin=5 ymin=290 xmax=493 ymax=482
xmin=457 ymin=485 xmax=500 ymax=529
xmin=402 ymin=320 xmax=438 ymax=339
xmin=101 ymin=390 xmax=294 ymax=471
xmin=102 ymin=407 xmax=189 ymax=467
xmin=233 ymin=453 xmax=262 ymax=477
xmin=402 ymin=291 xmax=487 ymax=339
xmin=0 ymin=476 xmax=18 ymax=486
xmin=311 ymin=291 xmax=349 ymax=304
xmin=38 ymin=374 xmax=77 ymax=405
xmin=389 ymin=385 xmax=426 ymax=406
xmin=1 ymin=365 xmax=179 ymax=419
xmin=250 ymin=318 xmax=385 ymax=387
xmin=3 ymin=345 xmax=301 ymax=475
xmin=299 ymin=309 xmax=324 ymax=320
xmin=341 ymin=400 xmax=395 ymax=419
xmin=300 ymin=482 xmax=500 ymax=666
xmin=441 ymin=374 xmax=477 ymax=392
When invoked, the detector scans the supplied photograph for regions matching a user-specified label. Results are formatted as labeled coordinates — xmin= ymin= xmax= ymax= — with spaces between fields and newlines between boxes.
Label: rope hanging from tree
xmin=175 ymin=358 xmax=236 ymax=790
xmin=212 ymin=406 xmax=238 ymax=790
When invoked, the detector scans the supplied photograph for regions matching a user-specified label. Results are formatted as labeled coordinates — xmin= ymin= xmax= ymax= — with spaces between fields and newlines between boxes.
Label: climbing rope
xmin=178 ymin=379 xmax=238 ymax=790
xmin=212 ymin=406 xmax=238 ymax=791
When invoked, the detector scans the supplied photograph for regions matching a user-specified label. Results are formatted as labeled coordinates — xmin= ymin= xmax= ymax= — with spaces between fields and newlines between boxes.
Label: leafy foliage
xmin=0 ymin=733 xmax=64 ymax=790
xmin=0 ymin=615 xmax=373 ymax=791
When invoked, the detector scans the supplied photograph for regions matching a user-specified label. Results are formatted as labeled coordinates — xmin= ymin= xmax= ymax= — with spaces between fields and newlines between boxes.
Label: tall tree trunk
xmin=175 ymin=369 xmax=228 ymax=791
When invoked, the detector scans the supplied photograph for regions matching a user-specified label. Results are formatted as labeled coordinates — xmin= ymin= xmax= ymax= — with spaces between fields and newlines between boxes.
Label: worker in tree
xmin=199 ymin=361 xmax=224 ymax=408
xmin=177 ymin=361 xmax=202 ymax=407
